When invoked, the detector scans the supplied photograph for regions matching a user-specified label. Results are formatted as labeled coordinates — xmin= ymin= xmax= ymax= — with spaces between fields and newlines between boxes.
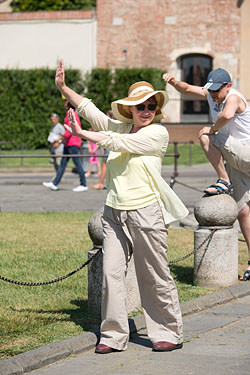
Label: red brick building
xmin=0 ymin=0 xmax=249 ymax=142
xmin=96 ymin=0 xmax=240 ymax=72
xmin=96 ymin=0 xmax=249 ymax=141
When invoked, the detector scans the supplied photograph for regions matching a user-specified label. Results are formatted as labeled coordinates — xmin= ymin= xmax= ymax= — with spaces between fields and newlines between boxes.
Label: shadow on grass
xmin=69 ymin=299 xmax=101 ymax=330
xmin=10 ymin=298 xmax=101 ymax=333
xmin=9 ymin=264 xmax=195 ymax=345
xmin=169 ymin=264 xmax=194 ymax=285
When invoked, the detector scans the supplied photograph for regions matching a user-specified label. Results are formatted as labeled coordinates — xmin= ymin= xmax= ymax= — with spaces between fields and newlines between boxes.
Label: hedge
xmin=0 ymin=69 xmax=84 ymax=149
xmin=0 ymin=67 xmax=165 ymax=149
xmin=84 ymin=67 xmax=166 ymax=115
xmin=10 ymin=0 xmax=96 ymax=12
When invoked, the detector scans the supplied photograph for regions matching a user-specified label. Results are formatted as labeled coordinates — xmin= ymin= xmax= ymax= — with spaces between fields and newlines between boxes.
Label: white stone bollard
xmin=193 ymin=194 xmax=238 ymax=288
xmin=87 ymin=207 xmax=141 ymax=317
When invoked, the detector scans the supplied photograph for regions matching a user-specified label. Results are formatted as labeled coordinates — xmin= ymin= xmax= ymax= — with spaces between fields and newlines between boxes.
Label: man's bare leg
xmin=200 ymin=134 xmax=231 ymax=192
xmin=201 ymin=135 xmax=250 ymax=278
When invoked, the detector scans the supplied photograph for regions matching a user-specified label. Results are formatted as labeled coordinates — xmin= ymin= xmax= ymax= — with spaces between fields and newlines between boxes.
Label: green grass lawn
xmin=0 ymin=212 xmax=248 ymax=360
xmin=163 ymin=143 xmax=208 ymax=166
xmin=0 ymin=149 xmax=75 ymax=169
xmin=0 ymin=144 xmax=208 ymax=169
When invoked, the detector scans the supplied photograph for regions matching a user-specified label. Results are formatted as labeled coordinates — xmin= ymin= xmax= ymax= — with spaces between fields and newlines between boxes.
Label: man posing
xmin=48 ymin=113 xmax=65 ymax=171
xmin=163 ymin=68 xmax=250 ymax=281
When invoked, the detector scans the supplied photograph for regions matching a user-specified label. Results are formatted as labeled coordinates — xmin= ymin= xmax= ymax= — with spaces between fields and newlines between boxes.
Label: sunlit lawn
xmin=0 ymin=149 xmax=75 ymax=168
xmin=0 ymin=212 xmax=248 ymax=360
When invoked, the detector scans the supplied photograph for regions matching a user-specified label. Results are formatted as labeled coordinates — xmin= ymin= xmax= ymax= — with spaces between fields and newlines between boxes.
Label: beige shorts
xmin=211 ymin=133 xmax=250 ymax=211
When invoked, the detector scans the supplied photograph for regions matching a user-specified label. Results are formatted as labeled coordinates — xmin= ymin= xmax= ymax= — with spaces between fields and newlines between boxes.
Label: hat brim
xmin=111 ymin=91 xmax=169 ymax=123
xmin=203 ymin=82 xmax=224 ymax=91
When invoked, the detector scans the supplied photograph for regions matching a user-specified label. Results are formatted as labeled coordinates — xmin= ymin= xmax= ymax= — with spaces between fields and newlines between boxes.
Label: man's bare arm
xmin=163 ymin=73 xmax=207 ymax=99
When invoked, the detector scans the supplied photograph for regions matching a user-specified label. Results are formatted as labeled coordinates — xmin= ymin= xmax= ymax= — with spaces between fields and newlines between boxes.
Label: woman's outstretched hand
xmin=55 ymin=59 xmax=84 ymax=108
xmin=55 ymin=59 xmax=65 ymax=89
xmin=64 ymin=108 xmax=83 ymax=137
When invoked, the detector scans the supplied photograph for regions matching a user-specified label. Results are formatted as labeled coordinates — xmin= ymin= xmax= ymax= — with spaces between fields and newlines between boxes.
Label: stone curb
xmin=1 ymin=282 xmax=250 ymax=375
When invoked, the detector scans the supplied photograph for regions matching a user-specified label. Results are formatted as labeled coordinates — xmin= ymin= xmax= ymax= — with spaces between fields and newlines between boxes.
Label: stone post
xmin=87 ymin=207 xmax=141 ymax=317
xmin=193 ymin=194 xmax=238 ymax=288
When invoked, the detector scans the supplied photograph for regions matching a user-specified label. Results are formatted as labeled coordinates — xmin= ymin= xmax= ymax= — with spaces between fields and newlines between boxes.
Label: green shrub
xmin=10 ymin=0 xmax=96 ymax=12
xmin=0 ymin=68 xmax=84 ymax=149
xmin=83 ymin=68 xmax=113 ymax=115
xmin=0 ymin=66 xmax=165 ymax=149
xmin=112 ymin=67 xmax=166 ymax=101
xmin=83 ymin=67 xmax=166 ymax=114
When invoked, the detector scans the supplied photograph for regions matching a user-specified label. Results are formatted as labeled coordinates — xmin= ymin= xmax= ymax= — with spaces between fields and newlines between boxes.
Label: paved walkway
xmin=1 ymin=285 xmax=250 ymax=375
xmin=31 ymin=295 xmax=250 ymax=375
xmin=0 ymin=163 xmax=216 ymax=213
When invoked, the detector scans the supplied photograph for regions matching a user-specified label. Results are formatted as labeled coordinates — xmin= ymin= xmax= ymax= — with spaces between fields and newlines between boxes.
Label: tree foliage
xmin=10 ymin=0 xmax=96 ymax=12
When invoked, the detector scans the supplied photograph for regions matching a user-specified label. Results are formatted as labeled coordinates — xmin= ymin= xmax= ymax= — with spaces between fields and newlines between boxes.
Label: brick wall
xmin=0 ymin=10 xmax=92 ymax=21
xmin=96 ymin=0 xmax=241 ymax=124
xmin=96 ymin=0 xmax=240 ymax=71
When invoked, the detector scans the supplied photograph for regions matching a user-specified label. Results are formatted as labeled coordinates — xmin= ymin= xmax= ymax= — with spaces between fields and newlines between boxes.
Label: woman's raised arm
xmin=55 ymin=59 xmax=84 ymax=108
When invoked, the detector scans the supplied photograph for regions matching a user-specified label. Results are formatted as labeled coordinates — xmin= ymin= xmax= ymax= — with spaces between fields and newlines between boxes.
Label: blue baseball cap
xmin=203 ymin=68 xmax=231 ymax=91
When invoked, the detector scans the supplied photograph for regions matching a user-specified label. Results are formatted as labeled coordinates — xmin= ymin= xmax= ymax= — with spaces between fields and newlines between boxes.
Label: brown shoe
xmin=152 ymin=341 xmax=183 ymax=352
xmin=95 ymin=344 xmax=113 ymax=354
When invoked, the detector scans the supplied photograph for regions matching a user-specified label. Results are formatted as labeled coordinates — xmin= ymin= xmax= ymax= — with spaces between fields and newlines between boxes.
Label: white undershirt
xmin=208 ymin=88 xmax=250 ymax=140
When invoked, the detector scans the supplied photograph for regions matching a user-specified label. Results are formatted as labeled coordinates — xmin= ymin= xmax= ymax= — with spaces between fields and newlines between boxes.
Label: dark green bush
xmin=83 ymin=67 xmax=166 ymax=114
xmin=0 ymin=68 xmax=84 ymax=149
xmin=83 ymin=68 xmax=114 ymax=115
xmin=10 ymin=0 xmax=96 ymax=12
xmin=0 ymin=66 xmax=165 ymax=149
xmin=112 ymin=67 xmax=166 ymax=101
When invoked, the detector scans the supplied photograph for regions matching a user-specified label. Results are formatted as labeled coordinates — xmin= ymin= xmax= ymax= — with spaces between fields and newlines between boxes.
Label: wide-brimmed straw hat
xmin=111 ymin=81 xmax=169 ymax=123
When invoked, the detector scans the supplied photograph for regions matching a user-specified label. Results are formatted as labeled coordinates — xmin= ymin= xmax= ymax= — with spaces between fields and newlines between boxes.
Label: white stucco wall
xmin=0 ymin=17 xmax=96 ymax=74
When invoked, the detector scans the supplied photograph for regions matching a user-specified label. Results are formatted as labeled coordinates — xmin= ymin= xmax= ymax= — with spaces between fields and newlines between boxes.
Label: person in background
xmin=55 ymin=59 xmax=188 ymax=354
xmin=85 ymin=129 xmax=101 ymax=177
xmin=43 ymin=100 xmax=87 ymax=192
xmin=163 ymin=68 xmax=250 ymax=281
xmin=91 ymin=110 xmax=114 ymax=190
xmin=47 ymin=113 xmax=65 ymax=171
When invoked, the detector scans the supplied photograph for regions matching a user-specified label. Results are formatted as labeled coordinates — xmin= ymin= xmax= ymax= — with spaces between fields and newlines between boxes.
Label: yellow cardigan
xmin=77 ymin=98 xmax=188 ymax=224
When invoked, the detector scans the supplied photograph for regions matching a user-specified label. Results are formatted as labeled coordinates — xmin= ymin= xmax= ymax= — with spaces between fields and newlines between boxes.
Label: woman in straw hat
xmin=55 ymin=59 xmax=188 ymax=354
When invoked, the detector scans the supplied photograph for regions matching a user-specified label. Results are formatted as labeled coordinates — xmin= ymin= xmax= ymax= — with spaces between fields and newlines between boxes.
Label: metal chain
xmin=172 ymin=179 xmax=204 ymax=193
xmin=168 ymin=228 xmax=217 ymax=264
xmin=0 ymin=247 xmax=102 ymax=287
xmin=1 ymin=226 xmax=244 ymax=285
xmin=239 ymin=238 xmax=246 ymax=242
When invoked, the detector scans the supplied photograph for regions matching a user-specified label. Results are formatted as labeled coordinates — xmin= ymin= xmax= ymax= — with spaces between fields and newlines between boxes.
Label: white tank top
xmin=208 ymin=88 xmax=250 ymax=140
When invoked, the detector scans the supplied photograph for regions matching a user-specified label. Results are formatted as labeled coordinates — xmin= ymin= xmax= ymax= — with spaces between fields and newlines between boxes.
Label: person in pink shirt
xmin=43 ymin=100 xmax=87 ymax=192
xmin=85 ymin=130 xmax=101 ymax=177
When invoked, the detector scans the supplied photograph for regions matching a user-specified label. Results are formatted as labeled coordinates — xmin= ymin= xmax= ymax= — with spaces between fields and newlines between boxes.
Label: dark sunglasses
xmin=135 ymin=103 xmax=157 ymax=112
xmin=208 ymin=84 xmax=227 ymax=93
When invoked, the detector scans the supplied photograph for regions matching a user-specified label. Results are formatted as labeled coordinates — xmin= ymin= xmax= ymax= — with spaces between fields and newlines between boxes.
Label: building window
xmin=180 ymin=54 xmax=212 ymax=122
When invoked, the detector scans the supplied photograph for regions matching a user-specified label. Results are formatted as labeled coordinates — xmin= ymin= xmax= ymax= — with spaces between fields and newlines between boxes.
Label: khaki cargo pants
xmin=99 ymin=202 xmax=183 ymax=351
